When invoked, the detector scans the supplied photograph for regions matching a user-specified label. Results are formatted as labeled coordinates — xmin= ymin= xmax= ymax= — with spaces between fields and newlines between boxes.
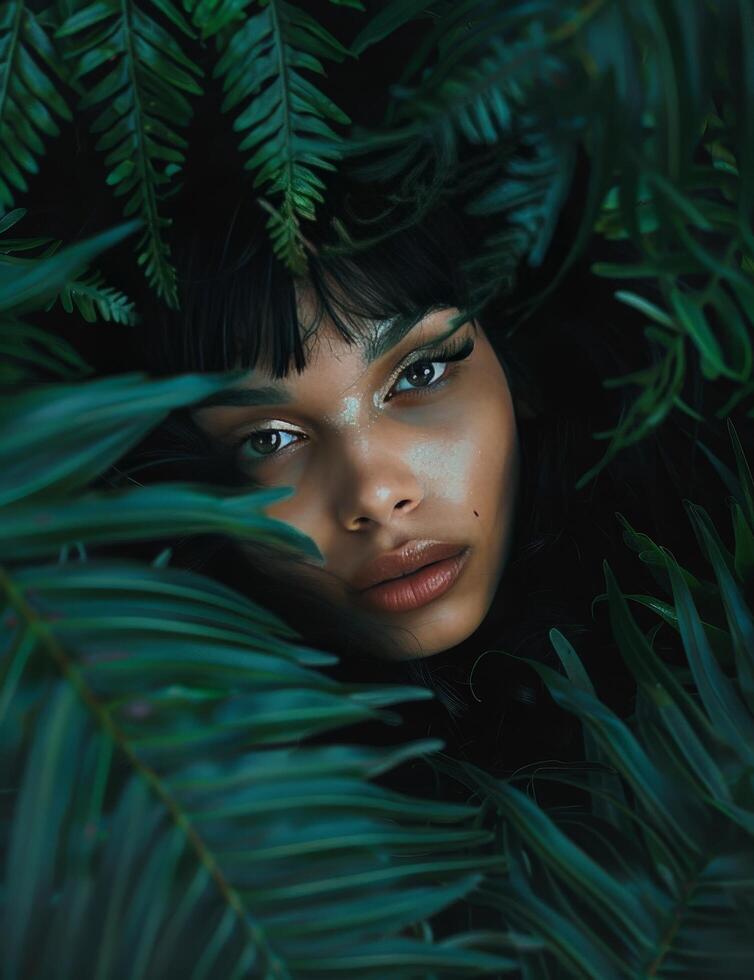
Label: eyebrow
xmin=195 ymin=308 xmax=469 ymax=410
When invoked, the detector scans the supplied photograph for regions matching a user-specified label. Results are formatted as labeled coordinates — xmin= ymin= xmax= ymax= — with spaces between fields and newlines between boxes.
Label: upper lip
xmin=352 ymin=540 xmax=467 ymax=591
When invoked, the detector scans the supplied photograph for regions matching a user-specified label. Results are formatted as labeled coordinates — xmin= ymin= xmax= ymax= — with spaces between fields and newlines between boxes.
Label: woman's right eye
xmin=238 ymin=428 xmax=303 ymax=462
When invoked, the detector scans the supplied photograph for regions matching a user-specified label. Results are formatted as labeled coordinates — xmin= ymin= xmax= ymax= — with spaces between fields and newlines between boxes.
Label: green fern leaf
xmin=432 ymin=431 xmax=754 ymax=975
xmin=55 ymin=268 xmax=138 ymax=323
xmin=208 ymin=0 xmax=350 ymax=272
xmin=0 ymin=209 xmax=138 ymax=323
xmin=0 ymin=315 xmax=91 ymax=381
xmin=0 ymin=0 xmax=72 ymax=210
xmin=56 ymin=0 xmax=203 ymax=306
xmin=0 ymin=219 xmax=138 ymax=378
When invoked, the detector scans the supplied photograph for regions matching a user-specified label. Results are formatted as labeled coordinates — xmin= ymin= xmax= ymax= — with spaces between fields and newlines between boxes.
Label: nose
xmin=334 ymin=437 xmax=424 ymax=531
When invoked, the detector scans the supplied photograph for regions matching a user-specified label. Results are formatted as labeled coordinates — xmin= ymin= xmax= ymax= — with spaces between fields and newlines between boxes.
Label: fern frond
xmin=432 ymin=429 xmax=754 ymax=974
xmin=0 ymin=315 xmax=91 ymax=381
xmin=0 ymin=0 xmax=71 ymax=209
xmin=206 ymin=0 xmax=350 ymax=272
xmin=56 ymin=0 xmax=203 ymax=306
xmin=0 ymin=222 xmax=137 ymax=380
xmin=0 ymin=209 xmax=138 ymax=323
xmin=55 ymin=268 xmax=138 ymax=323
xmin=343 ymin=9 xmax=578 ymax=302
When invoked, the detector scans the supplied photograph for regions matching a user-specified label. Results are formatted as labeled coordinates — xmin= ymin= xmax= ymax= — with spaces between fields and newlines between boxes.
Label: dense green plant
xmin=430 ymin=421 xmax=754 ymax=976
xmin=3 ymin=0 xmax=754 ymax=977
xmin=3 ymin=235 xmax=753 ymax=977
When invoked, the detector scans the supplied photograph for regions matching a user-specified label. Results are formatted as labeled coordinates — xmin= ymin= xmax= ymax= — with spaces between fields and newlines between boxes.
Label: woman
xmin=132 ymin=179 xmax=721 ymax=799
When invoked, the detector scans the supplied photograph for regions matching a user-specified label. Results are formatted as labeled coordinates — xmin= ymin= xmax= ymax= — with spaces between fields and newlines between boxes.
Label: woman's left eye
xmin=390 ymin=337 xmax=475 ymax=398
xmin=392 ymin=358 xmax=450 ymax=395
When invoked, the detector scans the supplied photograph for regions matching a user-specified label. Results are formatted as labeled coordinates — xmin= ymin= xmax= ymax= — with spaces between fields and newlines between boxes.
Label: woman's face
xmin=194 ymin=298 xmax=520 ymax=659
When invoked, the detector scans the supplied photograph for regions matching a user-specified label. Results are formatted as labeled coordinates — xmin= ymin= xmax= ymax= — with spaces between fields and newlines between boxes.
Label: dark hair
xmin=122 ymin=177 xmax=732 ymax=786
xmin=145 ymin=184 xmax=476 ymax=378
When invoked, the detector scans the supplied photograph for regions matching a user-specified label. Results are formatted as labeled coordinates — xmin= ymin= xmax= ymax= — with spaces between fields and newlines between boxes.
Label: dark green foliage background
xmin=2 ymin=1 xmax=754 ymax=977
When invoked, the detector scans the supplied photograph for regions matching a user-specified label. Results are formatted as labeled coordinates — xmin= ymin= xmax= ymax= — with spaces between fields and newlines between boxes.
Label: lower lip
xmin=358 ymin=549 xmax=470 ymax=613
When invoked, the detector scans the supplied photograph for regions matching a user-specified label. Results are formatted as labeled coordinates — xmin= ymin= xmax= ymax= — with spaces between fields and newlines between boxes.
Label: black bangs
xmin=144 ymin=190 xmax=476 ymax=378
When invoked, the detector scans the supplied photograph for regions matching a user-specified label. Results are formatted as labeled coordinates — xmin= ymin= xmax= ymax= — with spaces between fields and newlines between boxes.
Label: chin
xmin=378 ymin=608 xmax=484 ymax=661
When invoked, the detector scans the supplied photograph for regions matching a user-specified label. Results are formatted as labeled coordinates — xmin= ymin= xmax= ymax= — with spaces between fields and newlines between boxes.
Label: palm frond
xmin=1 ymin=549 xmax=519 ymax=976
xmin=202 ymin=0 xmax=350 ymax=272
xmin=53 ymin=267 xmax=138 ymax=323
xmin=0 ymin=0 xmax=71 ymax=210
xmin=430 ymin=422 xmax=754 ymax=976
xmin=0 ymin=315 xmax=91 ymax=381
xmin=0 ymin=209 xmax=137 ymax=332
xmin=55 ymin=0 xmax=204 ymax=306
xmin=350 ymin=0 xmax=431 ymax=57
xmin=0 ymin=220 xmax=138 ymax=379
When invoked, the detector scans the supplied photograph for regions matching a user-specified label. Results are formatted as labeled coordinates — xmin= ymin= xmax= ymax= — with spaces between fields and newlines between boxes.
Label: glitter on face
xmin=335 ymin=395 xmax=360 ymax=426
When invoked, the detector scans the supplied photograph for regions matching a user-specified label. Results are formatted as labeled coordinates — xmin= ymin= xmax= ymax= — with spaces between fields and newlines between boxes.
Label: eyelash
xmin=236 ymin=335 xmax=475 ymax=464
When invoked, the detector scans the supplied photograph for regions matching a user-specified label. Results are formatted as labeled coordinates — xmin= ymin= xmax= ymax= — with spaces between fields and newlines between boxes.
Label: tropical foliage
xmin=431 ymin=424 xmax=754 ymax=975
xmin=2 ymin=0 xmax=754 ymax=977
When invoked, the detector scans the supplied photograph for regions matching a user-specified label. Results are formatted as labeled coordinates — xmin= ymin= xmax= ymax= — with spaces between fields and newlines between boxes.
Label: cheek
xmin=406 ymin=436 xmax=482 ymax=503
xmin=409 ymin=393 xmax=516 ymax=512
xmin=260 ymin=486 xmax=318 ymax=532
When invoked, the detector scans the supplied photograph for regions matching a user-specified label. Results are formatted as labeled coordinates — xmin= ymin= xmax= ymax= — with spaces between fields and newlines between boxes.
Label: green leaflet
xmin=0 ymin=371 xmax=243 ymax=505
xmin=56 ymin=0 xmax=203 ymax=305
xmin=0 ymin=220 xmax=139 ymax=312
xmin=52 ymin=268 xmax=138 ymax=324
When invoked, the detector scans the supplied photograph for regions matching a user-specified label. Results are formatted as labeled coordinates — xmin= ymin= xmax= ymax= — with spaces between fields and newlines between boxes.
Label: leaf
xmin=2 ymin=683 xmax=87 ymax=978
xmin=529 ymin=658 xmax=702 ymax=852
xmin=460 ymin=768 xmax=660 ymax=949
xmin=0 ymin=483 xmax=324 ymax=561
xmin=686 ymin=502 xmax=754 ymax=715
xmin=728 ymin=417 xmax=754 ymax=528
xmin=670 ymin=287 xmax=728 ymax=382
xmin=549 ymin=628 xmax=629 ymax=829
xmin=0 ymin=316 xmax=92 ymax=381
xmin=0 ymin=544 xmax=505 ymax=975
xmin=604 ymin=564 xmax=733 ymax=805
xmin=210 ymin=0 xmax=349 ymax=271
xmin=52 ymin=268 xmax=138 ymax=324
xmin=0 ymin=1 xmax=72 ymax=210
xmin=0 ymin=220 xmax=139 ymax=312
xmin=350 ymin=0 xmax=432 ymax=56
xmin=57 ymin=0 xmax=204 ymax=305
xmin=663 ymin=547 xmax=754 ymax=770
xmin=0 ymin=372 xmax=240 ymax=506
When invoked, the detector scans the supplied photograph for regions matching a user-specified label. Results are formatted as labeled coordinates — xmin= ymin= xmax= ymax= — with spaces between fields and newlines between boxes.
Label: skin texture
xmin=194 ymin=301 xmax=521 ymax=659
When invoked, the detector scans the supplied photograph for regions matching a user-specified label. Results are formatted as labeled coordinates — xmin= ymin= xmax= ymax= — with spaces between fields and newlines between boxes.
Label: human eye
xmin=236 ymin=425 xmax=305 ymax=464
xmin=388 ymin=335 xmax=475 ymax=400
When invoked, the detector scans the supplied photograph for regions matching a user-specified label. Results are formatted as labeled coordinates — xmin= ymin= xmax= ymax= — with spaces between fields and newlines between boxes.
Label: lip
xmin=352 ymin=540 xmax=468 ymax=591
xmin=353 ymin=542 xmax=471 ymax=614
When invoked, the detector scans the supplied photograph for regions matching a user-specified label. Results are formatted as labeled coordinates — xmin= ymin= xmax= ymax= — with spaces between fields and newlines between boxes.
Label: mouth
xmin=356 ymin=547 xmax=470 ymax=613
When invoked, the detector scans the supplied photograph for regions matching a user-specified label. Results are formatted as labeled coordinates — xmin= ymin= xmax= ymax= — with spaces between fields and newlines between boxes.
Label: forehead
xmin=301 ymin=311 xmax=432 ymax=366
xmin=296 ymin=282 xmax=446 ymax=361
xmin=197 ymin=306 xmax=466 ymax=410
